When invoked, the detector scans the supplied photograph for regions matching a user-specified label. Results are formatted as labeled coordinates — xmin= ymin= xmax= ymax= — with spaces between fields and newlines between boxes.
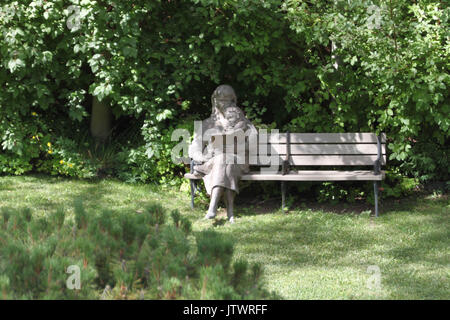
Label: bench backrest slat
xmin=249 ymin=155 xmax=386 ymax=166
xmin=289 ymin=155 xmax=386 ymax=166
xmin=266 ymin=132 xmax=386 ymax=144
xmin=256 ymin=143 xmax=386 ymax=155
xmin=246 ymin=132 xmax=386 ymax=167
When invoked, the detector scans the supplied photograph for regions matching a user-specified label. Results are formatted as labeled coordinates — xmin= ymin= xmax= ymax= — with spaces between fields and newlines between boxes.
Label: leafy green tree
xmin=0 ymin=0 xmax=448 ymax=183
xmin=283 ymin=0 xmax=449 ymax=181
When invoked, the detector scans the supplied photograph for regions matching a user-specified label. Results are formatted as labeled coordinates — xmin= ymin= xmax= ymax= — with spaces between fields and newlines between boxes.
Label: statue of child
xmin=222 ymin=105 xmax=248 ymax=134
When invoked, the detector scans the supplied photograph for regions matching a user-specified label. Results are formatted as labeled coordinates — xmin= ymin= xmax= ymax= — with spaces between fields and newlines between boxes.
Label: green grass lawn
xmin=0 ymin=175 xmax=448 ymax=299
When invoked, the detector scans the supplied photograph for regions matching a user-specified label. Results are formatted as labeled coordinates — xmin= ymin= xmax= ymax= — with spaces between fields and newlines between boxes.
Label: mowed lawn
xmin=0 ymin=175 xmax=448 ymax=299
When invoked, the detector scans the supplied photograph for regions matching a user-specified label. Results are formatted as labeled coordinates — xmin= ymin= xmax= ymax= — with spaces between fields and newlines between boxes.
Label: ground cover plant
xmin=0 ymin=175 xmax=448 ymax=299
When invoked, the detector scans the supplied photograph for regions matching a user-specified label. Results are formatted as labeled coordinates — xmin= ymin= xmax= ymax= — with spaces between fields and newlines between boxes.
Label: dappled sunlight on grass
xmin=1 ymin=175 xmax=448 ymax=299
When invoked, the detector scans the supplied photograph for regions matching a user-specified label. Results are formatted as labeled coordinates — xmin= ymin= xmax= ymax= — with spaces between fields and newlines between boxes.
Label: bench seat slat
xmin=254 ymin=143 xmax=386 ymax=155
xmin=241 ymin=170 xmax=385 ymax=181
xmin=185 ymin=171 xmax=385 ymax=181
xmin=267 ymin=132 xmax=386 ymax=144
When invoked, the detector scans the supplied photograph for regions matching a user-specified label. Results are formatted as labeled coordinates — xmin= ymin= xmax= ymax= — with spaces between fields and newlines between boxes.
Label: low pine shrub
xmin=0 ymin=202 xmax=276 ymax=300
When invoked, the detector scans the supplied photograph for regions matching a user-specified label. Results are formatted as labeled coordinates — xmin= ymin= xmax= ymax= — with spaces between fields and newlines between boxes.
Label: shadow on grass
xmin=0 ymin=180 xmax=14 ymax=191
xmin=235 ymin=189 xmax=448 ymax=219
xmin=71 ymin=184 xmax=109 ymax=207
xmin=3 ymin=174 xmax=122 ymax=211
xmin=235 ymin=196 xmax=375 ymax=218
xmin=224 ymin=214 xmax=374 ymax=266
xmin=381 ymin=212 xmax=450 ymax=299
xmin=213 ymin=196 xmax=449 ymax=299
xmin=382 ymin=266 xmax=449 ymax=299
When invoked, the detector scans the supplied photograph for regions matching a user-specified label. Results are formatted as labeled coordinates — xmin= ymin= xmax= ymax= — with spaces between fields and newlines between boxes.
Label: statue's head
xmin=224 ymin=106 xmax=242 ymax=127
xmin=211 ymin=85 xmax=237 ymax=117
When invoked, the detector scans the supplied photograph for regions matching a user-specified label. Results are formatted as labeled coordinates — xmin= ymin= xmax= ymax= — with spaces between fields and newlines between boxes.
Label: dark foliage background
xmin=1 ymin=0 xmax=448 ymax=197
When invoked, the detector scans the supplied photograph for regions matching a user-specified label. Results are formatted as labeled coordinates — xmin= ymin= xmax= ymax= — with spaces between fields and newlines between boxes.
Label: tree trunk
xmin=90 ymin=96 xmax=112 ymax=143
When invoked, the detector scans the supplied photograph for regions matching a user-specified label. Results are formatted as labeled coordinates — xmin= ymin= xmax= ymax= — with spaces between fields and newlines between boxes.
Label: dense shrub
xmin=283 ymin=0 xmax=449 ymax=182
xmin=0 ymin=0 xmax=448 ymax=186
xmin=0 ymin=201 xmax=276 ymax=299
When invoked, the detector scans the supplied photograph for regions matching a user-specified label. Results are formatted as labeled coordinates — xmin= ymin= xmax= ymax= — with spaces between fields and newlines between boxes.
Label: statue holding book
xmin=187 ymin=85 xmax=256 ymax=223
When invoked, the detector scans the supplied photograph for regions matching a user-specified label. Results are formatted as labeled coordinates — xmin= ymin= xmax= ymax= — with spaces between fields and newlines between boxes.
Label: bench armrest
xmin=190 ymin=159 xmax=204 ymax=173
xmin=374 ymin=134 xmax=382 ymax=175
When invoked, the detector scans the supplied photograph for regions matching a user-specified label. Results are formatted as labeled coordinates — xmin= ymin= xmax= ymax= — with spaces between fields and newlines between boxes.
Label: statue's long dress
xmin=195 ymin=153 xmax=249 ymax=195
xmin=188 ymin=111 xmax=256 ymax=195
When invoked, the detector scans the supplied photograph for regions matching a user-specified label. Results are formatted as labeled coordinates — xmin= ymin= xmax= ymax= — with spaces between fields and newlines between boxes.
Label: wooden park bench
xmin=185 ymin=132 xmax=386 ymax=217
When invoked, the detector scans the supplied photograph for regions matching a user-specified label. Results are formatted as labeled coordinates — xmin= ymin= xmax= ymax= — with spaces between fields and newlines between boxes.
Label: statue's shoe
xmin=228 ymin=216 xmax=235 ymax=224
xmin=204 ymin=212 xmax=216 ymax=219
xmin=184 ymin=172 xmax=203 ymax=179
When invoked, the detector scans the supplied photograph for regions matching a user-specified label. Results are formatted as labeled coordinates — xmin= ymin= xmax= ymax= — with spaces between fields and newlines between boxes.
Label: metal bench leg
xmin=374 ymin=181 xmax=379 ymax=217
xmin=281 ymin=181 xmax=287 ymax=212
xmin=190 ymin=179 xmax=196 ymax=209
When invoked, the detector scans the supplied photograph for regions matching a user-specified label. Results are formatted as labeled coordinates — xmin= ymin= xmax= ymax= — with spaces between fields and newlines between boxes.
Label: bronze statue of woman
xmin=187 ymin=85 xmax=256 ymax=223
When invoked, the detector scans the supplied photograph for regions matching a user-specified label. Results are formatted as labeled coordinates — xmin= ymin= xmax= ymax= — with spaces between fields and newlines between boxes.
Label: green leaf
xmin=7 ymin=59 xmax=25 ymax=72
